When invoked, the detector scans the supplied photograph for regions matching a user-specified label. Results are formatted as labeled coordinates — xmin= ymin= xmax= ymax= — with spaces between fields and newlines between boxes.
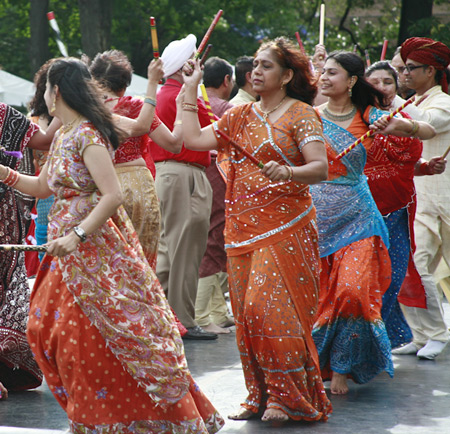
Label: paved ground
xmin=1 ymin=292 xmax=449 ymax=433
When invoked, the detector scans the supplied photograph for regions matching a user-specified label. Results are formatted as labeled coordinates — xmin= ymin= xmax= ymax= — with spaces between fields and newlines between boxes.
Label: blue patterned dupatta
xmin=311 ymin=108 xmax=394 ymax=385
xmin=310 ymin=111 xmax=390 ymax=258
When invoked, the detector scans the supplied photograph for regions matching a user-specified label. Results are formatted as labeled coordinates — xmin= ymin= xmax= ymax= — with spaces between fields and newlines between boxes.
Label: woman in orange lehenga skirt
xmin=0 ymin=58 xmax=223 ymax=433
xmin=181 ymin=38 xmax=332 ymax=424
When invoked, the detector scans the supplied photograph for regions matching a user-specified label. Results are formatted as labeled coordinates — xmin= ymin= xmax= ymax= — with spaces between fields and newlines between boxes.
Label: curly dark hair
xmin=256 ymin=37 xmax=317 ymax=105
xmin=47 ymin=57 xmax=122 ymax=150
xmin=89 ymin=50 xmax=133 ymax=93
xmin=29 ymin=58 xmax=57 ymax=123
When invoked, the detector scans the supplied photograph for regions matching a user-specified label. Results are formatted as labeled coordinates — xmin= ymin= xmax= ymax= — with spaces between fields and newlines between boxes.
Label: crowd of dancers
xmin=0 ymin=27 xmax=449 ymax=433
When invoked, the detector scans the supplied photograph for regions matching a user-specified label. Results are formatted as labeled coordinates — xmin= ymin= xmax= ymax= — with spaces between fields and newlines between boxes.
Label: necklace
xmin=62 ymin=115 xmax=81 ymax=134
xmin=259 ymin=96 xmax=287 ymax=122
xmin=323 ymin=105 xmax=357 ymax=122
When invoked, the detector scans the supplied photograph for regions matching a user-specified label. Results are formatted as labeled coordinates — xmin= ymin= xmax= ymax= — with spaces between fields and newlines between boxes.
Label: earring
xmin=51 ymin=97 xmax=56 ymax=114
xmin=348 ymin=87 xmax=352 ymax=97
xmin=281 ymin=82 xmax=285 ymax=90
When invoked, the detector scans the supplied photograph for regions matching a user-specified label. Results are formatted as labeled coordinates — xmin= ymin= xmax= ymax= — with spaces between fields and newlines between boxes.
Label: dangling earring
xmin=281 ymin=82 xmax=285 ymax=90
xmin=51 ymin=97 xmax=56 ymax=114
xmin=348 ymin=87 xmax=353 ymax=97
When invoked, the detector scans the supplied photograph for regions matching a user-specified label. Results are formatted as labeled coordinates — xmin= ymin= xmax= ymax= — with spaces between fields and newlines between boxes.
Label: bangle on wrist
xmin=420 ymin=161 xmax=433 ymax=175
xmin=285 ymin=165 xmax=293 ymax=181
xmin=73 ymin=226 xmax=87 ymax=242
xmin=2 ymin=167 xmax=20 ymax=187
xmin=144 ymin=97 xmax=157 ymax=107
xmin=409 ymin=120 xmax=419 ymax=137
xmin=182 ymin=103 xmax=199 ymax=113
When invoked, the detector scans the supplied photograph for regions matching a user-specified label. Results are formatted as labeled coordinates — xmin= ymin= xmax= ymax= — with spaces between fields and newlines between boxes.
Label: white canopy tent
xmin=0 ymin=70 xmax=35 ymax=108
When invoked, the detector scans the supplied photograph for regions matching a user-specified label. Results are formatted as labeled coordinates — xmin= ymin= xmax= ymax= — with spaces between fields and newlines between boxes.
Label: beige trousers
xmin=154 ymin=161 xmax=212 ymax=328
xmin=195 ymin=271 xmax=232 ymax=327
xmin=401 ymin=211 xmax=450 ymax=345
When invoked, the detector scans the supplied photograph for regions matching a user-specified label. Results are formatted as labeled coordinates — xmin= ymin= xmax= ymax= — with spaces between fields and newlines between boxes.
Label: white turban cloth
xmin=161 ymin=34 xmax=197 ymax=78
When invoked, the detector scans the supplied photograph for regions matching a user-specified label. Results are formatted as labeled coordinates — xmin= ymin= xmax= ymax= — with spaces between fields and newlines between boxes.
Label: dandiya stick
xmin=216 ymin=129 xmax=264 ymax=169
xmin=319 ymin=3 xmax=325 ymax=45
xmin=295 ymin=32 xmax=306 ymax=55
xmin=200 ymin=44 xmax=213 ymax=66
xmin=149 ymin=17 xmax=159 ymax=58
xmin=199 ymin=84 xmax=264 ymax=168
xmin=195 ymin=9 xmax=223 ymax=59
xmin=336 ymin=95 xmax=418 ymax=160
xmin=0 ymin=244 xmax=47 ymax=252
xmin=441 ymin=145 xmax=450 ymax=159
xmin=47 ymin=11 xmax=68 ymax=57
xmin=365 ymin=49 xmax=371 ymax=67
xmin=199 ymin=84 xmax=216 ymax=125
xmin=380 ymin=39 xmax=388 ymax=61
xmin=353 ymin=44 xmax=358 ymax=53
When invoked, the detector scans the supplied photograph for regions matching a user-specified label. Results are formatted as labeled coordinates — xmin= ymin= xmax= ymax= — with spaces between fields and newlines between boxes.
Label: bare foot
xmin=0 ymin=382 xmax=8 ymax=400
xmin=261 ymin=408 xmax=289 ymax=422
xmin=228 ymin=406 xmax=255 ymax=420
xmin=331 ymin=372 xmax=349 ymax=395
xmin=203 ymin=323 xmax=230 ymax=334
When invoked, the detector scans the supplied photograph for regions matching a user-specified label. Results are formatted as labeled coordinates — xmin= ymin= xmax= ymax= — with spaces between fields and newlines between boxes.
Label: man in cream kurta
xmin=391 ymin=37 xmax=450 ymax=360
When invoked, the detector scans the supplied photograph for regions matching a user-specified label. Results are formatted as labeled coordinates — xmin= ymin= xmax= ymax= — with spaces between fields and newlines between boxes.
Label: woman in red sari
xmin=0 ymin=58 xmax=223 ymax=433
xmin=181 ymin=38 xmax=332 ymax=424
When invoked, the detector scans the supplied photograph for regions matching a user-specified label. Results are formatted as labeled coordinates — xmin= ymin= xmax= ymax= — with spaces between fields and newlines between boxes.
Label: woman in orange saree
xmin=0 ymin=58 xmax=223 ymax=433
xmin=181 ymin=38 xmax=332 ymax=424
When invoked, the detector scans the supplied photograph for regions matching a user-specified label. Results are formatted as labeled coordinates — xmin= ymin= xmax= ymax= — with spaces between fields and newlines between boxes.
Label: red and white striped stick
xmin=195 ymin=10 xmax=223 ymax=59
xmin=47 ymin=11 xmax=68 ymax=57
xmin=335 ymin=95 xmax=425 ymax=160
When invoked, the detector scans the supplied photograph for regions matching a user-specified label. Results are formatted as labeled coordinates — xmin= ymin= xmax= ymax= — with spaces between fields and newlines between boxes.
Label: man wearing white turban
xmin=149 ymin=34 xmax=217 ymax=340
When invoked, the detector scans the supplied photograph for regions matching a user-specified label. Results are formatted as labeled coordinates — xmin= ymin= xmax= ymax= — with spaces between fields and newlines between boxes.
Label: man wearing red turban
xmin=392 ymin=37 xmax=450 ymax=360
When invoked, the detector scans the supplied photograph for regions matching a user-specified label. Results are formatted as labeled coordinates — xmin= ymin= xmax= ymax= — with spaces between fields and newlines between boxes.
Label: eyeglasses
xmin=403 ymin=64 xmax=429 ymax=73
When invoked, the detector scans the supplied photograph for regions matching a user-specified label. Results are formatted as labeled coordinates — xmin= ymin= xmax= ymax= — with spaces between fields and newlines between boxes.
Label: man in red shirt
xmin=149 ymin=34 xmax=217 ymax=339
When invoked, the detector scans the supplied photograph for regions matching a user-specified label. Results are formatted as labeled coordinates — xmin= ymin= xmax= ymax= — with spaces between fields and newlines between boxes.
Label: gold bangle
xmin=285 ymin=165 xmax=293 ymax=181
xmin=174 ymin=120 xmax=183 ymax=126
xmin=409 ymin=120 xmax=419 ymax=137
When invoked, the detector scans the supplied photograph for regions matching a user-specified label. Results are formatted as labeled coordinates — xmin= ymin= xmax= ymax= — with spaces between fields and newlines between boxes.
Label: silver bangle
xmin=144 ymin=97 xmax=157 ymax=107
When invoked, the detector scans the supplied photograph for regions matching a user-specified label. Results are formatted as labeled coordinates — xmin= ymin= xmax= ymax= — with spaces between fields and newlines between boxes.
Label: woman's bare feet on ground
xmin=228 ymin=406 xmax=255 ymax=420
xmin=261 ymin=408 xmax=289 ymax=422
xmin=0 ymin=382 xmax=8 ymax=400
xmin=331 ymin=372 xmax=349 ymax=395
xmin=203 ymin=323 xmax=230 ymax=334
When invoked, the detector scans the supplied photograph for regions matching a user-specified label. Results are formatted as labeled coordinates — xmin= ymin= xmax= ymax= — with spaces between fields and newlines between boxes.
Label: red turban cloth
xmin=401 ymin=37 xmax=450 ymax=93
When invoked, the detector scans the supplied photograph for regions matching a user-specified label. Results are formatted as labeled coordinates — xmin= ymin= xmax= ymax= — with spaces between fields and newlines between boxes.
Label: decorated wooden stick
xmin=216 ymin=129 xmax=264 ymax=169
xmin=295 ymin=32 xmax=306 ymax=55
xmin=200 ymin=84 xmax=216 ymax=125
xmin=149 ymin=17 xmax=159 ymax=58
xmin=0 ymin=146 xmax=22 ymax=159
xmin=353 ymin=44 xmax=358 ymax=53
xmin=336 ymin=95 xmax=418 ymax=160
xmin=47 ymin=11 xmax=68 ymax=57
xmin=200 ymin=80 xmax=264 ymax=169
xmin=380 ymin=39 xmax=388 ymax=61
xmin=0 ymin=244 xmax=47 ymax=252
xmin=195 ymin=9 xmax=223 ymax=59
xmin=365 ymin=49 xmax=371 ymax=67
xmin=319 ymin=4 xmax=325 ymax=45
xmin=200 ymin=44 xmax=213 ymax=66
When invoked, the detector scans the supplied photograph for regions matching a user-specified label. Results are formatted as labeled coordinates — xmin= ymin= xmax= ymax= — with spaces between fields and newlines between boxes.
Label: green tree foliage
xmin=0 ymin=0 xmax=448 ymax=80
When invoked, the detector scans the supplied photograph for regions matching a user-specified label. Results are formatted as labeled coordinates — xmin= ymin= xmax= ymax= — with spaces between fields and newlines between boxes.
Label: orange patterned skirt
xmin=227 ymin=221 xmax=332 ymax=421
xmin=27 ymin=256 xmax=224 ymax=433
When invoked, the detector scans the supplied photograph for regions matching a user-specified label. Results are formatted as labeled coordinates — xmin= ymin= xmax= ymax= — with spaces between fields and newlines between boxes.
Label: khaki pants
xmin=195 ymin=271 xmax=232 ymax=327
xmin=155 ymin=161 xmax=212 ymax=328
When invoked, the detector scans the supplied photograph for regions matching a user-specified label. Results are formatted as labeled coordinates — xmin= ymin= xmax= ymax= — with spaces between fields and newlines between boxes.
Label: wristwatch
xmin=73 ymin=226 xmax=87 ymax=242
